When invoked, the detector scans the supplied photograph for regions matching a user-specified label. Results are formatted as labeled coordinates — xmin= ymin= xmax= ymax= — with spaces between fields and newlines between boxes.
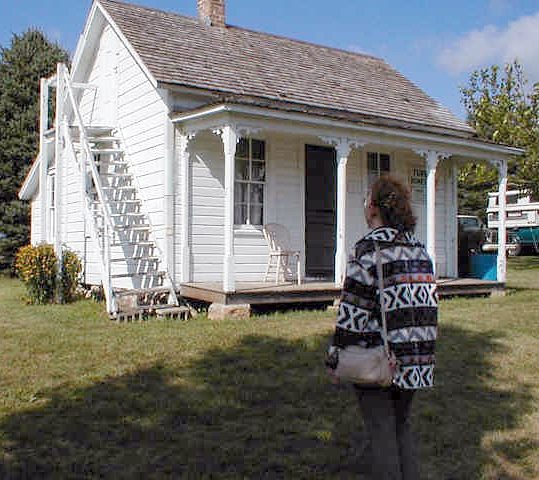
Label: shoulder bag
xmin=333 ymin=242 xmax=396 ymax=386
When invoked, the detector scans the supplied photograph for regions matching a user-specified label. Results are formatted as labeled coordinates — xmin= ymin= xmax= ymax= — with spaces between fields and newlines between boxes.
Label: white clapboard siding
xmin=30 ymin=189 xmax=42 ymax=245
xmin=188 ymin=133 xmax=225 ymax=281
xmin=271 ymin=137 xmax=304 ymax=258
xmin=435 ymin=161 xmax=450 ymax=277
xmin=78 ymin=25 xmax=117 ymax=126
xmin=234 ymin=230 xmax=270 ymax=280
xmin=62 ymin=150 xmax=85 ymax=254
xmin=345 ymin=148 xmax=368 ymax=251
xmin=399 ymin=152 xmax=451 ymax=277
xmin=115 ymin=30 xmax=168 ymax=251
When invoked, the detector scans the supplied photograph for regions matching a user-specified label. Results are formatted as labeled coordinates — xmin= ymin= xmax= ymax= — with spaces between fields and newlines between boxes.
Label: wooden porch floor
xmin=180 ymin=278 xmax=505 ymax=306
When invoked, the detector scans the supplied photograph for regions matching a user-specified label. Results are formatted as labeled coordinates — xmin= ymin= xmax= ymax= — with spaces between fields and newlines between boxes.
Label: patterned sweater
xmin=330 ymin=226 xmax=438 ymax=389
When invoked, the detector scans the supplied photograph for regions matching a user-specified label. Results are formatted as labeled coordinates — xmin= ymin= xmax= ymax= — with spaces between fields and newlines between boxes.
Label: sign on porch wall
xmin=410 ymin=167 xmax=427 ymax=204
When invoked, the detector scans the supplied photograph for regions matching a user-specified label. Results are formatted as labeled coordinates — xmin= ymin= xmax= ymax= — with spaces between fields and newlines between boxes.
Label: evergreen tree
xmin=459 ymin=61 xmax=539 ymax=219
xmin=0 ymin=29 xmax=69 ymax=270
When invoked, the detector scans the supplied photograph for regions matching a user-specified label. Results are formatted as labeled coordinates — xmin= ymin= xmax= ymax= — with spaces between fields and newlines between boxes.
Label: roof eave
xmin=171 ymin=102 xmax=522 ymax=158
xmin=19 ymin=155 xmax=41 ymax=201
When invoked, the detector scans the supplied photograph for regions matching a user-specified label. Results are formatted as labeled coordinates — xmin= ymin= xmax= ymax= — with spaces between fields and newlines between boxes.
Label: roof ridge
xmin=98 ymin=0 xmax=196 ymax=22
xmin=98 ymin=0 xmax=384 ymax=63
xmin=226 ymin=24 xmax=384 ymax=63
xmin=96 ymin=0 xmax=473 ymax=135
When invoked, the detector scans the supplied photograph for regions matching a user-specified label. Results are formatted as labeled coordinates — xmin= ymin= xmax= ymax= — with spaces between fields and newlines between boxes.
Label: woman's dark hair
xmin=370 ymin=175 xmax=416 ymax=233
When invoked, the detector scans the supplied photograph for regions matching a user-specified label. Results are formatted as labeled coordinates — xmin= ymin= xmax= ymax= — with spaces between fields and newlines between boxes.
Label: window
xmin=234 ymin=138 xmax=266 ymax=225
xmin=367 ymin=152 xmax=390 ymax=185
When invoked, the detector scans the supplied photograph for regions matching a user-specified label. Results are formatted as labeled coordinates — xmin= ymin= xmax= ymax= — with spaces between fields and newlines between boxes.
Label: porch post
xmin=415 ymin=149 xmax=451 ymax=275
xmin=426 ymin=151 xmax=439 ymax=271
xmin=450 ymin=161 xmax=459 ymax=278
xmin=496 ymin=158 xmax=508 ymax=283
xmin=217 ymin=125 xmax=238 ymax=292
xmin=178 ymin=133 xmax=191 ymax=283
xmin=39 ymin=77 xmax=50 ymax=243
xmin=334 ymin=142 xmax=352 ymax=287
xmin=319 ymin=136 xmax=365 ymax=286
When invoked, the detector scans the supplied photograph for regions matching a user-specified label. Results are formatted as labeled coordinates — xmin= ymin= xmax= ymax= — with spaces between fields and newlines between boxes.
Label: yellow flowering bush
xmin=15 ymin=244 xmax=57 ymax=304
xmin=15 ymin=244 xmax=82 ymax=304
xmin=60 ymin=249 xmax=82 ymax=303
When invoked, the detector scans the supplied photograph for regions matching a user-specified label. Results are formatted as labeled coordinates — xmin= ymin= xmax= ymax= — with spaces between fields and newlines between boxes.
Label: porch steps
xmin=155 ymin=305 xmax=190 ymax=320
xmin=114 ymin=288 xmax=190 ymax=322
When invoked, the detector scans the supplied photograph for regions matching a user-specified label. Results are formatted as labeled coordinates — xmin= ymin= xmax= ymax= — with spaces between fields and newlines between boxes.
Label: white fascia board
xmin=71 ymin=1 xmax=99 ymax=75
xmin=19 ymin=155 xmax=41 ymax=200
xmin=171 ymin=105 xmax=229 ymax=123
xmin=72 ymin=1 xmax=157 ymax=89
xmin=171 ymin=103 xmax=522 ymax=159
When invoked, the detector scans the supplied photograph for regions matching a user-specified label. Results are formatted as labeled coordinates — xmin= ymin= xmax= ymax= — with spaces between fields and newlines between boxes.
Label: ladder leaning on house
xmin=44 ymin=63 xmax=187 ymax=320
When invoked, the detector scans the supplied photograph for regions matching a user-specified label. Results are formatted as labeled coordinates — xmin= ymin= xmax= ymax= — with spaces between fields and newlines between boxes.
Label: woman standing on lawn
xmin=326 ymin=175 xmax=438 ymax=480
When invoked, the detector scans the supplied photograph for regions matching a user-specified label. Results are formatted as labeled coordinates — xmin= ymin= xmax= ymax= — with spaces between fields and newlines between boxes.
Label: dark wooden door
xmin=305 ymin=145 xmax=336 ymax=278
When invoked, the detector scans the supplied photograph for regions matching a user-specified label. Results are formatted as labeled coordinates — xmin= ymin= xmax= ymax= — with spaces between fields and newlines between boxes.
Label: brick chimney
xmin=197 ymin=0 xmax=226 ymax=27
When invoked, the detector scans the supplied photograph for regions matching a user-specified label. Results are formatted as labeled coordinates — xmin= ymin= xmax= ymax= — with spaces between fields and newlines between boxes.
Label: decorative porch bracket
xmin=414 ymin=149 xmax=452 ymax=275
xmin=319 ymin=136 xmax=366 ymax=286
xmin=488 ymin=158 xmax=508 ymax=283
xmin=178 ymin=131 xmax=195 ymax=283
xmin=214 ymin=125 xmax=239 ymax=293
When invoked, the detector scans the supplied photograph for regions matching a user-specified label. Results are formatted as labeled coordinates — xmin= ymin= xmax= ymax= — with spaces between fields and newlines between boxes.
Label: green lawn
xmin=0 ymin=259 xmax=538 ymax=479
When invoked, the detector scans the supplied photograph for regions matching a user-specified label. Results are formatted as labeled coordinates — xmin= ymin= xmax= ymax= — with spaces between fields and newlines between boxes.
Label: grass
xmin=0 ymin=258 xmax=538 ymax=479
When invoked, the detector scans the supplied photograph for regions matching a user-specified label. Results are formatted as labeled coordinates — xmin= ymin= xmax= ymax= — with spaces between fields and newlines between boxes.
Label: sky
xmin=1 ymin=0 xmax=539 ymax=119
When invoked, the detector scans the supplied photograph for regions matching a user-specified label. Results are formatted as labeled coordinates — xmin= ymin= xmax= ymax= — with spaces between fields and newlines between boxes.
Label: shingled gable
xmin=96 ymin=0 xmax=474 ymax=137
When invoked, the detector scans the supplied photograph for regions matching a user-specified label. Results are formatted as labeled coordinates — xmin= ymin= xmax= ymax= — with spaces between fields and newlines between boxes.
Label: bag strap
xmin=374 ymin=241 xmax=390 ymax=357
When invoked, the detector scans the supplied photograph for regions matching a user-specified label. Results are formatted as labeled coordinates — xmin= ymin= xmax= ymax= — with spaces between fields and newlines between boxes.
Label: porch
xmin=171 ymin=104 xmax=519 ymax=299
xmin=180 ymin=278 xmax=505 ymax=307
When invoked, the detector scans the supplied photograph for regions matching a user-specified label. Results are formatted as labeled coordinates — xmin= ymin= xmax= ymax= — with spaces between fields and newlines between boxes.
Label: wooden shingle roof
xmin=98 ymin=0 xmax=474 ymax=136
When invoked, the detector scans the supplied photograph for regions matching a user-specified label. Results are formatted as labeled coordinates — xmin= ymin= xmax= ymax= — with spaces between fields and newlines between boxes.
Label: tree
xmin=459 ymin=61 xmax=539 ymax=218
xmin=0 ymin=29 xmax=69 ymax=270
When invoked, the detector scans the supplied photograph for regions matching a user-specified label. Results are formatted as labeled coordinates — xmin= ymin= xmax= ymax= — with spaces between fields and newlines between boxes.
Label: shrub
xmin=60 ymin=248 xmax=82 ymax=303
xmin=15 ymin=244 xmax=57 ymax=304
xmin=15 ymin=244 xmax=82 ymax=304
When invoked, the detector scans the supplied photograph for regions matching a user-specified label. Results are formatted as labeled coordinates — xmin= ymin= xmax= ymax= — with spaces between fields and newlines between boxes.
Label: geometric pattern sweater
xmin=330 ymin=226 xmax=438 ymax=390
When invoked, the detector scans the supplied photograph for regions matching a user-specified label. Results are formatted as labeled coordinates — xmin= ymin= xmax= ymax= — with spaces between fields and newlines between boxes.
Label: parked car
xmin=458 ymin=215 xmax=489 ymax=250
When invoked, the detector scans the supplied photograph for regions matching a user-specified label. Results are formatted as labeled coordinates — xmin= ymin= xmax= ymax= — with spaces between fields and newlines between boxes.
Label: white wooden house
xmin=19 ymin=0 xmax=518 ymax=316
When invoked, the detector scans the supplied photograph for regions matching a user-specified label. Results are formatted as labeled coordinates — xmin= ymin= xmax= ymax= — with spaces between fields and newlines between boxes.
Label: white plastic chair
xmin=262 ymin=223 xmax=302 ymax=285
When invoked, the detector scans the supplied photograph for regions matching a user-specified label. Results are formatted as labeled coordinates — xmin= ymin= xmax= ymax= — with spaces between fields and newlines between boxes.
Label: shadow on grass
xmin=0 ymin=326 xmax=534 ymax=479
xmin=417 ymin=324 xmax=534 ymax=479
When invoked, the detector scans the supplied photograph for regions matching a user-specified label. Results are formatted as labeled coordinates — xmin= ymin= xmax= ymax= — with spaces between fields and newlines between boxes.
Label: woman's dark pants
xmin=355 ymin=387 xmax=419 ymax=480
